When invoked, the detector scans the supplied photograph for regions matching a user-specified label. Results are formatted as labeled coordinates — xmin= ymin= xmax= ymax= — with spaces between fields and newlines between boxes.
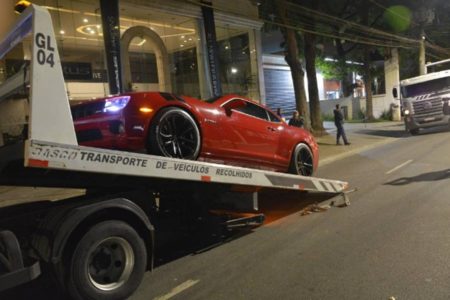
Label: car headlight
xmin=403 ymin=109 xmax=410 ymax=115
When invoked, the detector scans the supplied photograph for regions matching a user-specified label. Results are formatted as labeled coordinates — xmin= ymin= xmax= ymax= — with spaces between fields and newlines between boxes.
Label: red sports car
xmin=71 ymin=92 xmax=318 ymax=176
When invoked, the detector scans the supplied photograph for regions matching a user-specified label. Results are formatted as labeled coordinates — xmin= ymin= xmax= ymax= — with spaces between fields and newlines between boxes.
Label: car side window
xmin=234 ymin=100 xmax=269 ymax=121
xmin=267 ymin=110 xmax=281 ymax=123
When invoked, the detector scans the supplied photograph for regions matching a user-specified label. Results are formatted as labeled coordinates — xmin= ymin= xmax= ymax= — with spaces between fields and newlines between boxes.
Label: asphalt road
xmin=130 ymin=125 xmax=450 ymax=300
xmin=2 ymin=125 xmax=449 ymax=299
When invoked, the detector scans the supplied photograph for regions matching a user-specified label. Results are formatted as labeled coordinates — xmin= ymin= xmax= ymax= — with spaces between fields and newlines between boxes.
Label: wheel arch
xmin=42 ymin=198 xmax=154 ymax=272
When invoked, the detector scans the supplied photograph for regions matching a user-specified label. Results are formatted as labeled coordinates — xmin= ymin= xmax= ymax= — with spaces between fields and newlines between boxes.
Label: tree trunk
xmin=363 ymin=45 xmax=374 ymax=120
xmin=284 ymin=28 xmax=309 ymax=129
xmin=361 ymin=5 xmax=374 ymax=120
xmin=277 ymin=0 xmax=309 ymax=129
xmin=304 ymin=32 xmax=324 ymax=133
xmin=335 ymin=38 xmax=352 ymax=97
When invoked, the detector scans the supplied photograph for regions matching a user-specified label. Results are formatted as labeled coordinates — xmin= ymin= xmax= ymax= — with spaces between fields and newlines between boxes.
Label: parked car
xmin=71 ymin=92 xmax=318 ymax=176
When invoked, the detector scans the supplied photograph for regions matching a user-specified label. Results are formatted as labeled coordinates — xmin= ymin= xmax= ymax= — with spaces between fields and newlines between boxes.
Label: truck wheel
xmin=288 ymin=143 xmax=314 ymax=176
xmin=148 ymin=107 xmax=201 ymax=159
xmin=66 ymin=221 xmax=146 ymax=300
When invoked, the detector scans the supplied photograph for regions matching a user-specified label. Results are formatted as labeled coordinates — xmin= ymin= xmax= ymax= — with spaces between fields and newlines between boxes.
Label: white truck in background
xmin=393 ymin=59 xmax=450 ymax=135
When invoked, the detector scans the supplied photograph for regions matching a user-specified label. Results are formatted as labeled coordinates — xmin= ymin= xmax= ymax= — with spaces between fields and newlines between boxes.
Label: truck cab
xmin=393 ymin=69 xmax=450 ymax=135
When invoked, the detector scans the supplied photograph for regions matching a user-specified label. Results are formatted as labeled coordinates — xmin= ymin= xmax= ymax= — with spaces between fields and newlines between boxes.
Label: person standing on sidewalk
xmin=288 ymin=110 xmax=304 ymax=128
xmin=276 ymin=107 xmax=286 ymax=122
xmin=334 ymin=104 xmax=350 ymax=145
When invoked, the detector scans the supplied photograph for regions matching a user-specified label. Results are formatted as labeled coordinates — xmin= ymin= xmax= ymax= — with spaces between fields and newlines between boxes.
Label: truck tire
xmin=66 ymin=220 xmax=146 ymax=300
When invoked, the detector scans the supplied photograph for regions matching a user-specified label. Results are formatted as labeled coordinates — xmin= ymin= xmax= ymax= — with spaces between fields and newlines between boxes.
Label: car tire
xmin=289 ymin=143 xmax=314 ymax=176
xmin=148 ymin=107 xmax=201 ymax=159
xmin=66 ymin=221 xmax=147 ymax=300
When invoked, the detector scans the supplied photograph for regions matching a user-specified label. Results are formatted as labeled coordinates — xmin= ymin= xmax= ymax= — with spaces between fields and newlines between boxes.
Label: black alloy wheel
xmin=289 ymin=143 xmax=314 ymax=176
xmin=149 ymin=107 xmax=201 ymax=159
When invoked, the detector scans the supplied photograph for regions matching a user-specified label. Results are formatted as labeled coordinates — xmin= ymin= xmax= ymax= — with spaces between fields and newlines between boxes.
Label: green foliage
xmin=357 ymin=109 xmax=366 ymax=120
xmin=316 ymin=57 xmax=340 ymax=80
xmin=398 ymin=48 xmax=419 ymax=80
xmin=378 ymin=109 xmax=392 ymax=121
xmin=321 ymin=113 xmax=334 ymax=121
xmin=316 ymin=56 xmax=362 ymax=80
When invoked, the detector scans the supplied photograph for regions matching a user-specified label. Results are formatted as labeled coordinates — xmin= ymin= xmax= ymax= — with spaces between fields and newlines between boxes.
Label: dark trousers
xmin=336 ymin=122 xmax=349 ymax=144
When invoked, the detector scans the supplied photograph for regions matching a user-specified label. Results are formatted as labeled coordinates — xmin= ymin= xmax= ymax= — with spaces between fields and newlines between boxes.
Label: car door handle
xmin=267 ymin=126 xmax=276 ymax=132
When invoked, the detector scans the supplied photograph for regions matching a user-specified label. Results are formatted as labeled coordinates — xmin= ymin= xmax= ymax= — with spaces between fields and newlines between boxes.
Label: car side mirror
xmin=223 ymin=100 xmax=246 ymax=116
xmin=392 ymin=87 xmax=398 ymax=99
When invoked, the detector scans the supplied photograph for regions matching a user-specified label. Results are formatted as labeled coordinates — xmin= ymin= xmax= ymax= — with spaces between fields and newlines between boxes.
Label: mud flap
xmin=0 ymin=230 xmax=41 ymax=291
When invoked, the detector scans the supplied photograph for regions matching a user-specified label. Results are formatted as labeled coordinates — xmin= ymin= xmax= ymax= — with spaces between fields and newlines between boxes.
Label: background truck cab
xmin=393 ymin=60 xmax=450 ymax=135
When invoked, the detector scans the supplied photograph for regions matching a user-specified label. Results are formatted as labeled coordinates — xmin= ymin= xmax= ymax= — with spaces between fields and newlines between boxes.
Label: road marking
xmin=153 ymin=279 xmax=200 ymax=300
xmin=386 ymin=159 xmax=413 ymax=174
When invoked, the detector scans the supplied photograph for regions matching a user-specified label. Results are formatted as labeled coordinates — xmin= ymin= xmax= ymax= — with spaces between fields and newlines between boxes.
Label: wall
xmin=319 ymin=97 xmax=354 ymax=120
xmin=264 ymin=50 xmax=401 ymax=121
xmin=67 ymin=82 xmax=110 ymax=100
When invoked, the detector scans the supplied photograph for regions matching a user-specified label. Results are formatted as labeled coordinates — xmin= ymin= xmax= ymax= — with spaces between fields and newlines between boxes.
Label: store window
xmin=121 ymin=8 xmax=200 ymax=96
xmin=171 ymin=47 xmax=199 ymax=97
xmin=215 ymin=24 xmax=255 ymax=97
xmin=33 ymin=0 xmax=113 ymax=99
xmin=27 ymin=0 xmax=201 ymax=99
xmin=4 ymin=1 xmax=261 ymax=102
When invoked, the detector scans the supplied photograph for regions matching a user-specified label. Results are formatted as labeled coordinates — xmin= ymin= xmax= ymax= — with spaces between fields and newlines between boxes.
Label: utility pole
xmin=419 ymin=29 xmax=426 ymax=75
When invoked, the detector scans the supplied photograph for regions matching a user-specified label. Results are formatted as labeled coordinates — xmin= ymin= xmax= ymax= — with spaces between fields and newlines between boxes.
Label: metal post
xmin=201 ymin=1 xmax=222 ymax=97
xmin=99 ymin=0 xmax=122 ymax=95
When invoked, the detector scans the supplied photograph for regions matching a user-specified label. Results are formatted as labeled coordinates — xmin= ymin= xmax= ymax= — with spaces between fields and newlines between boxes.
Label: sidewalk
xmin=317 ymin=121 xmax=406 ymax=166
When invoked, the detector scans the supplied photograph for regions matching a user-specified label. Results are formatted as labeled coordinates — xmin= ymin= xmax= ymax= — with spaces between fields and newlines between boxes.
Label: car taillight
xmin=103 ymin=96 xmax=131 ymax=112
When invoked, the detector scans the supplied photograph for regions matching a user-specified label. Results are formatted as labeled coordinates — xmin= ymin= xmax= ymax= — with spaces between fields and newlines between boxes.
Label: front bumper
xmin=404 ymin=115 xmax=450 ymax=130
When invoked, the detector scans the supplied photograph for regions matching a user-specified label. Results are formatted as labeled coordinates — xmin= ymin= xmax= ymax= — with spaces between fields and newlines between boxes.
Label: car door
xmin=219 ymin=99 xmax=281 ymax=168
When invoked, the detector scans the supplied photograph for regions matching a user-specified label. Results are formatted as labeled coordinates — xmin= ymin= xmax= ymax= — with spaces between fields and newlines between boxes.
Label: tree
xmin=322 ymin=0 xmax=386 ymax=120
xmin=276 ymin=1 xmax=310 ymax=129
xmin=320 ymin=0 xmax=359 ymax=97
xmin=260 ymin=0 xmax=310 ymax=129
xmin=361 ymin=2 xmax=375 ymax=120
xmin=302 ymin=0 xmax=324 ymax=133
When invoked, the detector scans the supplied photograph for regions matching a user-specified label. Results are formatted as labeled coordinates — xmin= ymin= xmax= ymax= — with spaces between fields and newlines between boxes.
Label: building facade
xmin=1 ymin=0 xmax=265 ymax=101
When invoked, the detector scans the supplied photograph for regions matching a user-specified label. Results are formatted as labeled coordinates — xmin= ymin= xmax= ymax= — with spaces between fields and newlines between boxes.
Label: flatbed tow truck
xmin=0 ymin=5 xmax=349 ymax=300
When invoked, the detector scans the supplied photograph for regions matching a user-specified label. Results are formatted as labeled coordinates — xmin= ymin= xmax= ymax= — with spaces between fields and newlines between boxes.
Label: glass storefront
xmin=1 ymin=0 xmax=262 ymax=102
